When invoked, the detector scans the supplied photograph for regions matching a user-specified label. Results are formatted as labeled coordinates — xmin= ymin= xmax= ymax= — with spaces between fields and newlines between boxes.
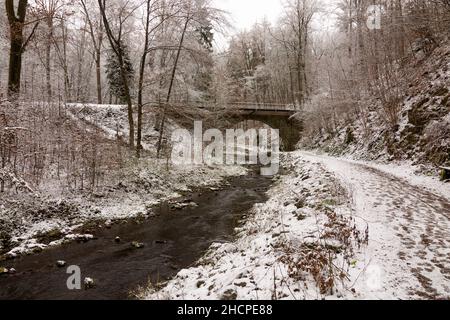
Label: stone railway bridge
xmin=151 ymin=101 xmax=303 ymax=151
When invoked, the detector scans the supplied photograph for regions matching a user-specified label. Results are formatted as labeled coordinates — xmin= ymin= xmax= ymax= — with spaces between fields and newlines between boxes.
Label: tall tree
xmin=34 ymin=0 xmax=66 ymax=102
xmin=5 ymin=0 xmax=38 ymax=100
xmin=80 ymin=0 xmax=104 ymax=104
xmin=105 ymin=42 xmax=134 ymax=104
xmin=137 ymin=0 xmax=154 ymax=158
xmin=98 ymin=0 xmax=136 ymax=148
xmin=156 ymin=4 xmax=191 ymax=157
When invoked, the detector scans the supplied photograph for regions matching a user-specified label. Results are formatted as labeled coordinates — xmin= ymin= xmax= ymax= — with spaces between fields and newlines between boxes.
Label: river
xmin=0 ymin=169 xmax=273 ymax=300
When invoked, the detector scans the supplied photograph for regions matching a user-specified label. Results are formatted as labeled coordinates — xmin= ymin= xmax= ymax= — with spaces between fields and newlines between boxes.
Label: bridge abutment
xmin=238 ymin=115 xmax=303 ymax=152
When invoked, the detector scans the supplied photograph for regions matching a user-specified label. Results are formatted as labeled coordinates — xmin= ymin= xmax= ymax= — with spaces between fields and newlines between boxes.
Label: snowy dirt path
xmin=300 ymin=152 xmax=450 ymax=299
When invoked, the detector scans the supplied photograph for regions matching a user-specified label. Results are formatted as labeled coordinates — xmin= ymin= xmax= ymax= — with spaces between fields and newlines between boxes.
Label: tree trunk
xmin=156 ymin=15 xmax=190 ymax=157
xmin=8 ymin=31 xmax=24 ymax=99
xmin=81 ymin=0 xmax=104 ymax=104
xmin=137 ymin=0 xmax=152 ymax=158
xmin=60 ymin=20 xmax=71 ymax=102
xmin=95 ymin=53 xmax=102 ymax=104
xmin=46 ymin=17 xmax=54 ymax=103
xmin=6 ymin=0 xmax=28 ymax=100
xmin=45 ymin=17 xmax=53 ymax=103
xmin=98 ymin=0 xmax=135 ymax=148
xmin=356 ymin=0 xmax=367 ymax=87
xmin=96 ymin=19 xmax=104 ymax=104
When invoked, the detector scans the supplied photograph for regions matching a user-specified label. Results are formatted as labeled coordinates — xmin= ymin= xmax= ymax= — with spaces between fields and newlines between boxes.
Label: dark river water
xmin=0 ymin=170 xmax=273 ymax=300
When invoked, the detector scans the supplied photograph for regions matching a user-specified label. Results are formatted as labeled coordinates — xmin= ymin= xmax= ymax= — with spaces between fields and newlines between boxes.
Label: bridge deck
xmin=142 ymin=101 xmax=299 ymax=113
xmin=67 ymin=101 xmax=299 ymax=114
xmin=227 ymin=102 xmax=298 ymax=112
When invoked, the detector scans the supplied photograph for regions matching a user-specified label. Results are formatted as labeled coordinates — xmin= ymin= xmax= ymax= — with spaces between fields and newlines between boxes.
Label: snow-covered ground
xmin=307 ymin=150 xmax=450 ymax=200
xmin=2 ymin=101 xmax=448 ymax=299
xmin=141 ymin=151 xmax=450 ymax=300
xmin=0 ymin=103 xmax=247 ymax=258
xmin=141 ymin=153 xmax=368 ymax=300
xmin=0 ymin=160 xmax=246 ymax=258
xmin=66 ymin=103 xmax=176 ymax=152
xmin=300 ymin=151 xmax=450 ymax=299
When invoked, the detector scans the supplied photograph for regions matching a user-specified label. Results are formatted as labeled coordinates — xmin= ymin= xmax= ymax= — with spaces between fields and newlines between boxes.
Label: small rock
xmin=295 ymin=198 xmax=305 ymax=209
xmin=234 ymin=281 xmax=247 ymax=288
xmin=114 ymin=237 xmax=121 ymax=243
xmin=187 ymin=202 xmax=198 ymax=208
xmin=221 ymin=243 xmax=237 ymax=254
xmin=8 ymin=268 xmax=16 ymax=274
xmin=65 ymin=234 xmax=94 ymax=242
xmin=32 ymin=247 xmax=43 ymax=253
xmin=171 ymin=201 xmax=198 ymax=210
xmin=56 ymin=260 xmax=66 ymax=267
xmin=0 ymin=267 xmax=8 ymax=275
xmin=84 ymin=277 xmax=95 ymax=289
xmin=4 ymin=253 xmax=16 ymax=260
xmin=222 ymin=289 xmax=237 ymax=300
xmin=92 ymin=193 xmax=105 ymax=199
xmin=131 ymin=241 xmax=145 ymax=249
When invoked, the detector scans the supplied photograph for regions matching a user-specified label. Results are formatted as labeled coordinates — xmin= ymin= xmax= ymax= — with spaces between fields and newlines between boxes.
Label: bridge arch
xmin=228 ymin=113 xmax=303 ymax=152
xmin=162 ymin=101 xmax=303 ymax=152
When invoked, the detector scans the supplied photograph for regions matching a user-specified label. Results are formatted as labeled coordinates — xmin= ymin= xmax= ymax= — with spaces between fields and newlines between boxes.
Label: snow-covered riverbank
xmin=141 ymin=152 xmax=368 ymax=300
xmin=0 ymin=157 xmax=245 ymax=259
xmin=1 ymin=102 xmax=247 ymax=259
xmin=141 ymin=151 xmax=450 ymax=300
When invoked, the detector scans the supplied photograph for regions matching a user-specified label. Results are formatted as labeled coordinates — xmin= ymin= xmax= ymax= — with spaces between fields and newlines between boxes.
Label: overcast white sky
xmin=214 ymin=0 xmax=284 ymax=31
xmin=212 ymin=0 xmax=284 ymax=49
xmin=211 ymin=0 xmax=338 ymax=51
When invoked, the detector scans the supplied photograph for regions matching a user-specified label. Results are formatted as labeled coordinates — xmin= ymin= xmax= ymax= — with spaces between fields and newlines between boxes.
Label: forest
xmin=0 ymin=0 xmax=449 ymax=301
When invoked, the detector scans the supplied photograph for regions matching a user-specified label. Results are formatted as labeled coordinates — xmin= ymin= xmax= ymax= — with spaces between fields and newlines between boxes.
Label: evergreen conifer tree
xmin=105 ymin=42 xmax=135 ymax=104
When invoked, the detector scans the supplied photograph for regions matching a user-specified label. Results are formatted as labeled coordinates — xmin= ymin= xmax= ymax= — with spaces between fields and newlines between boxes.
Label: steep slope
xmin=303 ymin=43 xmax=450 ymax=169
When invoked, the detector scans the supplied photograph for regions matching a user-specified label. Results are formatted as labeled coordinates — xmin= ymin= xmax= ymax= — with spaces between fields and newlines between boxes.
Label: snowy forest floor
xmin=2 ymin=101 xmax=449 ymax=299
xmin=141 ymin=151 xmax=450 ymax=300
xmin=0 ymin=103 xmax=246 ymax=259
xmin=0 ymin=162 xmax=246 ymax=259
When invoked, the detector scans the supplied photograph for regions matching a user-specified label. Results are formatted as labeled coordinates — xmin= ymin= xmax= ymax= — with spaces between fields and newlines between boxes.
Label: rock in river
xmin=56 ymin=260 xmax=66 ymax=268
xmin=84 ymin=277 xmax=95 ymax=289
xmin=131 ymin=241 xmax=145 ymax=249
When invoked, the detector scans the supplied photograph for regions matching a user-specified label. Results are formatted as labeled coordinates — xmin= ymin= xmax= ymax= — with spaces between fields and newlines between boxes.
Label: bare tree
xmin=34 ymin=0 xmax=67 ymax=102
xmin=5 ymin=0 xmax=39 ymax=99
xmin=98 ymin=0 xmax=136 ymax=148
xmin=156 ymin=2 xmax=192 ymax=157
xmin=80 ymin=0 xmax=104 ymax=104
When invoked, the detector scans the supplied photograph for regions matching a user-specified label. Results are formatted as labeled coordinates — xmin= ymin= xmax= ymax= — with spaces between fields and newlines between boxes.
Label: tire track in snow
xmin=300 ymin=152 xmax=450 ymax=299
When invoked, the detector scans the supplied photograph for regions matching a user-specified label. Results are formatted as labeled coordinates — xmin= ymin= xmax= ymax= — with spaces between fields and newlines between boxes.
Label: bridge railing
xmin=226 ymin=102 xmax=298 ymax=112
xmin=66 ymin=101 xmax=298 ymax=112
